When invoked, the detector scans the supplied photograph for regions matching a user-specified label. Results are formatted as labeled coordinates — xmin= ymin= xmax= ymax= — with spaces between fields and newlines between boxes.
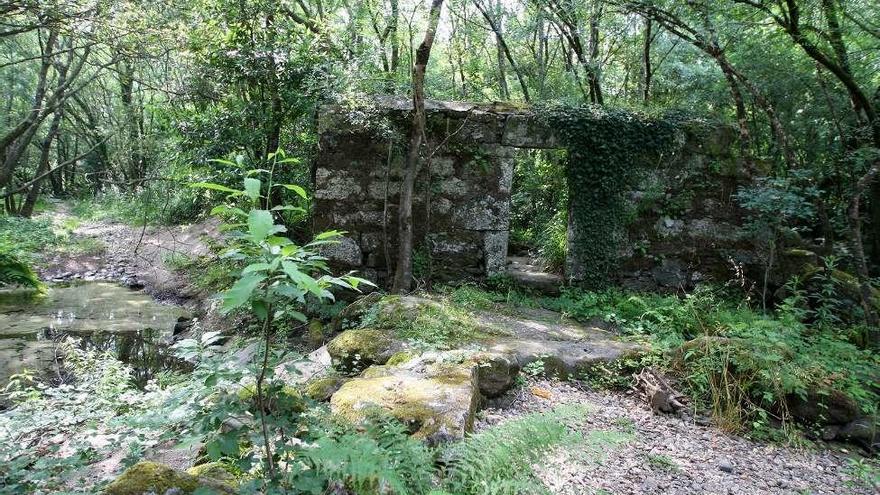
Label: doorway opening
xmin=506 ymin=148 xmax=568 ymax=292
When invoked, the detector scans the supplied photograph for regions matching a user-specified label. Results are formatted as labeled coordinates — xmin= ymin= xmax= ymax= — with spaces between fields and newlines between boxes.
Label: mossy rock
xmin=326 ymin=291 xmax=384 ymax=333
xmin=186 ymin=462 xmax=237 ymax=487
xmin=237 ymin=382 xmax=306 ymax=414
xmin=304 ymin=375 xmax=348 ymax=401
xmin=104 ymin=461 xmax=234 ymax=495
xmin=330 ymin=359 xmax=479 ymax=444
xmin=386 ymin=351 xmax=416 ymax=366
xmin=326 ymin=327 xmax=402 ymax=372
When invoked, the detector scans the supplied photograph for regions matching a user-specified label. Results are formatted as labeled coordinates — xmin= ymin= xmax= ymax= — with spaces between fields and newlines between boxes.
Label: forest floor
xmin=482 ymin=379 xmax=874 ymax=494
xmin=15 ymin=203 xmax=877 ymax=494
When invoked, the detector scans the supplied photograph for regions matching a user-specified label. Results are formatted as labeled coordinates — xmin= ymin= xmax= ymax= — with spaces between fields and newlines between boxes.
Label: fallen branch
xmin=632 ymin=367 xmax=686 ymax=414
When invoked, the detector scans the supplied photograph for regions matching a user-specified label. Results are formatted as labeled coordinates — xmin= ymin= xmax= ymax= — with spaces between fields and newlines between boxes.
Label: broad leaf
xmin=242 ymin=262 xmax=271 ymax=274
xmin=277 ymin=183 xmax=308 ymax=199
xmin=190 ymin=182 xmax=241 ymax=194
xmin=247 ymin=210 xmax=284 ymax=242
xmin=221 ymin=273 xmax=265 ymax=312
xmin=314 ymin=230 xmax=344 ymax=240
xmin=243 ymin=177 xmax=262 ymax=202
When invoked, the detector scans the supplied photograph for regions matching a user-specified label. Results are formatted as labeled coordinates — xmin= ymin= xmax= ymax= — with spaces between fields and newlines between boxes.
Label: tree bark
xmin=643 ymin=17 xmax=653 ymax=103
xmin=392 ymin=0 xmax=445 ymax=294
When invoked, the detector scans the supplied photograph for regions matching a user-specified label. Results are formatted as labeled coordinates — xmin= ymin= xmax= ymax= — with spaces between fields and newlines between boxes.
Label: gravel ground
xmin=476 ymin=379 xmax=877 ymax=495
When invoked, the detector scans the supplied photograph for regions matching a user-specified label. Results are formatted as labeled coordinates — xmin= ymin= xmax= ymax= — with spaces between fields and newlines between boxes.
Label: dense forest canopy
xmin=5 ymin=0 xmax=880 ymax=311
xmin=1 ymin=0 xmax=880 ymax=493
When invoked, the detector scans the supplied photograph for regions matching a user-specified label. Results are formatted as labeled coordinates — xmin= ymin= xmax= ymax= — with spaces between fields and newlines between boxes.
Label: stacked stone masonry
xmin=313 ymin=97 xmax=738 ymax=288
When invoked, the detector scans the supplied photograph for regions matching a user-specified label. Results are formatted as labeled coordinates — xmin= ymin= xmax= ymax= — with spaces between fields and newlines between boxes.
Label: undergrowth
xmin=441 ymin=283 xmax=880 ymax=438
xmin=441 ymin=405 xmax=629 ymax=495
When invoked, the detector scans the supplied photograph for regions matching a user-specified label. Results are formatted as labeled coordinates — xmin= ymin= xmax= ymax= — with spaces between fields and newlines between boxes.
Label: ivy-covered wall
xmin=313 ymin=97 xmax=740 ymax=289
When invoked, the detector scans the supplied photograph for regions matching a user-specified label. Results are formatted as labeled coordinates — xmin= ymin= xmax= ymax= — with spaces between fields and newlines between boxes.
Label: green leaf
xmin=281 ymin=261 xmax=325 ymax=298
xmin=242 ymin=262 xmax=271 ymax=274
xmin=278 ymin=183 xmax=308 ymax=199
xmin=207 ymin=158 xmax=238 ymax=167
xmin=210 ymin=204 xmax=247 ymax=218
xmin=247 ymin=210 xmax=285 ymax=242
xmin=190 ymin=182 xmax=241 ymax=194
xmin=288 ymin=310 xmax=307 ymax=323
xmin=243 ymin=177 xmax=262 ymax=201
xmin=252 ymin=300 xmax=268 ymax=321
xmin=271 ymin=205 xmax=306 ymax=213
xmin=221 ymin=273 xmax=266 ymax=312
xmin=314 ymin=230 xmax=344 ymax=240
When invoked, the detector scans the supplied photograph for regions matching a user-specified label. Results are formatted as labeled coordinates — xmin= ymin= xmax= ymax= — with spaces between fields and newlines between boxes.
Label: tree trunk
xmin=474 ymin=0 xmax=531 ymax=102
xmin=392 ymin=0 xmax=445 ymax=294
xmin=0 ymin=28 xmax=58 ymax=187
xmin=643 ymin=18 xmax=653 ymax=103
xmin=20 ymin=102 xmax=64 ymax=217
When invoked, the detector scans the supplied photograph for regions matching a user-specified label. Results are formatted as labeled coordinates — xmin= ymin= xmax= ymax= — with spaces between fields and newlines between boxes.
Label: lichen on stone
xmin=326 ymin=327 xmax=399 ymax=371
xmin=386 ymin=351 xmax=416 ymax=366
xmin=185 ymin=462 xmax=237 ymax=487
xmin=330 ymin=361 xmax=479 ymax=443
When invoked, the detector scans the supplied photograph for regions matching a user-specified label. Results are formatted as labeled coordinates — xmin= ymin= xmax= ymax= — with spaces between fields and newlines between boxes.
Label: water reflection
xmin=0 ymin=282 xmax=191 ymax=388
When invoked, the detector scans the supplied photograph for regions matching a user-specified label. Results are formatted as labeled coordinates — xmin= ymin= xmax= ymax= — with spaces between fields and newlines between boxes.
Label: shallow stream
xmin=0 ymin=282 xmax=190 ymax=388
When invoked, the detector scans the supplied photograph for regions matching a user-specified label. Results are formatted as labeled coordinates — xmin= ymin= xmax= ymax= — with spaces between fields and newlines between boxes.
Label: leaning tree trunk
xmin=391 ymin=0 xmax=445 ymax=294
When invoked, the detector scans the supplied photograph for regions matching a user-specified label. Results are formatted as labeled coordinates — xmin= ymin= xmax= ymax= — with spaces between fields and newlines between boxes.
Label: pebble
xmin=476 ymin=378 xmax=877 ymax=495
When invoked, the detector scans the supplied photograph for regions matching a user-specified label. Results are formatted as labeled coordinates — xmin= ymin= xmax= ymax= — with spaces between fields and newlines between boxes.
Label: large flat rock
xmin=474 ymin=309 xmax=644 ymax=378
xmin=330 ymin=353 xmax=479 ymax=444
xmin=327 ymin=296 xmax=646 ymax=442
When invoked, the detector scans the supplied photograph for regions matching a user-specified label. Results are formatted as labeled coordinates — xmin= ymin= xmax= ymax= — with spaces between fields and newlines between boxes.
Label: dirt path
xmin=38 ymin=204 xmax=222 ymax=304
xmin=480 ymin=378 xmax=877 ymax=495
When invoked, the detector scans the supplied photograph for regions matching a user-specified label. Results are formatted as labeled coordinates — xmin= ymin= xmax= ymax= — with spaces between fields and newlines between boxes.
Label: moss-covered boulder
xmin=330 ymin=353 xmax=480 ymax=445
xmin=326 ymin=327 xmax=403 ymax=371
xmin=104 ymin=461 xmax=234 ymax=495
xmin=186 ymin=462 xmax=237 ymax=487
xmin=303 ymin=375 xmax=349 ymax=401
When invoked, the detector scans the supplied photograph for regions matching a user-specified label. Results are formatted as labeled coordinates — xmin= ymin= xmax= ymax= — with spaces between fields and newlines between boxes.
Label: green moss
xmin=331 ymin=369 xmax=474 ymax=440
xmin=386 ymin=351 xmax=416 ymax=366
xmin=326 ymin=327 xmax=397 ymax=370
xmin=304 ymin=376 xmax=347 ymax=401
xmin=186 ymin=462 xmax=237 ymax=487
xmin=104 ymin=461 xmax=200 ymax=495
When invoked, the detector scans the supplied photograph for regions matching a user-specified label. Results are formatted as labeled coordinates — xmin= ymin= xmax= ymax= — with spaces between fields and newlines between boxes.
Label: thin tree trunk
xmin=643 ymin=18 xmax=653 ymax=103
xmin=392 ymin=0 xmax=445 ymax=293
xmin=20 ymin=104 xmax=63 ymax=217
xmin=473 ymin=0 xmax=531 ymax=102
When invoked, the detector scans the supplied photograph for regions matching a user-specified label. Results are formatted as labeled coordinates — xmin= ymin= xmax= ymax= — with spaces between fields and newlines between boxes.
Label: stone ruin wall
xmin=312 ymin=97 xmax=743 ymax=289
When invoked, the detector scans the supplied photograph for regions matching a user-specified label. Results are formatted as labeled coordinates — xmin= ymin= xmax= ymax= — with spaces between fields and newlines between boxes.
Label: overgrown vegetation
xmin=442 ymin=405 xmax=630 ymax=494
xmin=443 ymin=282 xmax=880 ymax=438
xmin=540 ymin=106 xmax=684 ymax=287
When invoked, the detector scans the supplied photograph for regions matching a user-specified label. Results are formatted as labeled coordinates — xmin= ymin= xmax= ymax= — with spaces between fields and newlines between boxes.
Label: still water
xmin=0 ymin=282 xmax=190 ymax=388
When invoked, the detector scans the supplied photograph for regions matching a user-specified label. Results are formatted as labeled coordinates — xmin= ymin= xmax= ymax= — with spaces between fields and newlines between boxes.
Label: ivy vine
xmin=540 ymin=106 xmax=685 ymax=288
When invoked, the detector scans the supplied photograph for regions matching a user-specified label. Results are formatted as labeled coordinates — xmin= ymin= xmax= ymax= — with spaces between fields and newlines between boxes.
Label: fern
xmin=291 ymin=416 xmax=435 ymax=495
xmin=443 ymin=405 xmax=593 ymax=495
xmin=0 ymin=249 xmax=43 ymax=291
